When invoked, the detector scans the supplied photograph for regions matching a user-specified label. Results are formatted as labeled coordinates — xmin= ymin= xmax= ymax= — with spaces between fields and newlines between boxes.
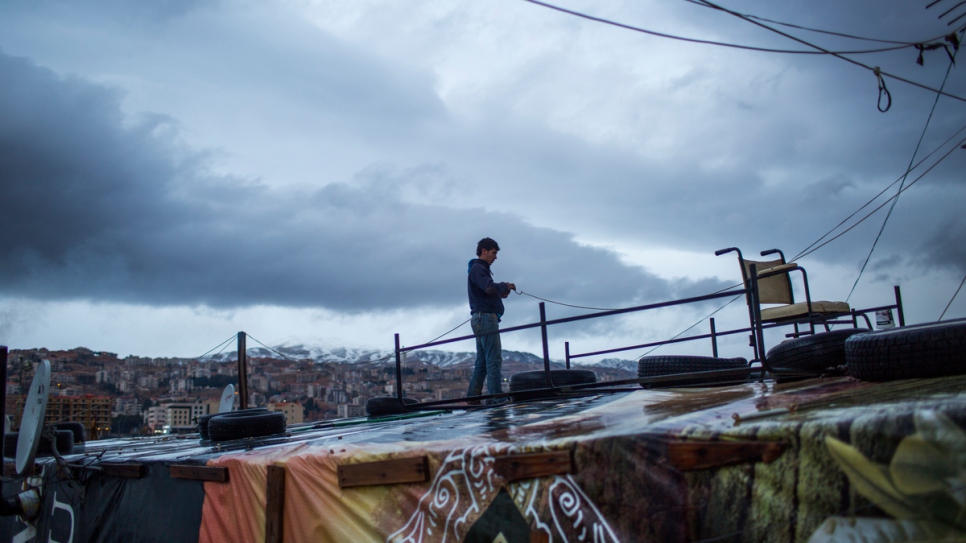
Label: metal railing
xmin=389 ymin=265 xmax=907 ymax=411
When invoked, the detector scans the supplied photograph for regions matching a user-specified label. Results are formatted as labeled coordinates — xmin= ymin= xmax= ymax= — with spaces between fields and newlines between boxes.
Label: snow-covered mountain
xmin=201 ymin=340 xmax=633 ymax=369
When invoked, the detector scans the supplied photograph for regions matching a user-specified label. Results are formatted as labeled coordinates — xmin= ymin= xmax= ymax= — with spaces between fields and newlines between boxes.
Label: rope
xmin=514 ymin=289 xmax=623 ymax=311
xmin=874 ymin=67 xmax=892 ymax=112
xmin=845 ymin=33 xmax=962 ymax=302
xmin=940 ymin=274 xmax=966 ymax=320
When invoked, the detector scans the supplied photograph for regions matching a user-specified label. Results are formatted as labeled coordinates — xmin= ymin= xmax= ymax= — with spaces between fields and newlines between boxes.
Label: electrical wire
xmin=692 ymin=0 xmax=966 ymax=104
xmin=791 ymin=123 xmax=966 ymax=262
xmin=793 ymin=133 xmax=966 ymax=261
xmin=940 ymin=274 xmax=966 ymax=320
xmin=684 ymin=1 xmax=961 ymax=46
xmin=845 ymin=35 xmax=962 ymax=301
xmin=521 ymin=0 xmax=934 ymax=55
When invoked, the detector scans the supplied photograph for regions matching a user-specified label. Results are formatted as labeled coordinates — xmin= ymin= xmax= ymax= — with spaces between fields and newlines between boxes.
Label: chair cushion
xmin=761 ymin=301 xmax=850 ymax=322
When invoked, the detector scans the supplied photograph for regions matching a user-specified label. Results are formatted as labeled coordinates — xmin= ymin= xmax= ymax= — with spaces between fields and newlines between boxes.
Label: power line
xmin=684 ymin=0 xmax=962 ymax=46
xmin=693 ymin=0 xmax=966 ymax=104
xmin=520 ymin=0 xmax=929 ymax=55
xmin=845 ymin=36 xmax=962 ymax=301
xmin=940 ymin=274 xmax=966 ymax=320
xmin=794 ymin=132 xmax=966 ymax=261
xmin=791 ymin=123 xmax=966 ymax=262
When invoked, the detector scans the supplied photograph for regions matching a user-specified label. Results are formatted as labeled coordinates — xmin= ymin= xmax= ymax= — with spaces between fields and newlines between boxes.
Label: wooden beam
xmin=101 ymin=463 xmax=145 ymax=479
xmin=169 ymin=465 xmax=229 ymax=482
xmin=492 ymin=451 xmax=574 ymax=482
xmin=265 ymin=465 xmax=285 ymax=543
xmin=338 ymin=456 xmax=429 ymax=488
xmin=668 ymin=441 xmax=787 ymax=471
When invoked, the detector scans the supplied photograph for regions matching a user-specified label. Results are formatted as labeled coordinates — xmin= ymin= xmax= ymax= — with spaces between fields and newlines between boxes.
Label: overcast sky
xmin=0 ymin=0 xmax=963 ymax=361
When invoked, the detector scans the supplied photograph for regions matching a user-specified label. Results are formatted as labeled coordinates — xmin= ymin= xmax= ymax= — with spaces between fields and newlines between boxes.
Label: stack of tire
xmin=637 ymin=356 xmax=750 ymax=388
xmin=199 ymin=408 xmax=287 ymax=442
xmin=764 ymin=320 xmax=966 ymax=382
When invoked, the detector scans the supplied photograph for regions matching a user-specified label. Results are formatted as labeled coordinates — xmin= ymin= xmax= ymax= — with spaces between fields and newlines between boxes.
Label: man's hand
xmin=502 ymin=282 xmax=516 ymax=298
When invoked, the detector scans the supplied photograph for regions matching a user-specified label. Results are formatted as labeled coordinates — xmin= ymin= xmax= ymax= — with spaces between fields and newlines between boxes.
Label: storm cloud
xmin=0 ymin=51 xmax=696 ymax=312
xmin=0 ymin=0 xmax=963 ymax=354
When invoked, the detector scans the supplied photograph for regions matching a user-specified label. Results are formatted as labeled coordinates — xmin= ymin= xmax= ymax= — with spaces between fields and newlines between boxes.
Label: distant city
xmin=3 ymin=345 xmax=636 ymax=438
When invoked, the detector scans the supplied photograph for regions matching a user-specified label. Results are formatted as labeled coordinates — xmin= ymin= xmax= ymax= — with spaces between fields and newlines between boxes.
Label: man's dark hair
xmin=476 ymin=237 xmax=500 ymax=256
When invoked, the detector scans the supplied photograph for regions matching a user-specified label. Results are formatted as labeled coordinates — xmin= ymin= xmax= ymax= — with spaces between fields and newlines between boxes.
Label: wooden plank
xmin=668 ymin=441 xmax=787 ymax=471
xmin=338 ymin=456 xmax=429 ymax=488
xmin=101 ymin=463 xmax=145 ymax=479
xmin=169 ymin=465 xmax=229 ymax=482
xmin=492 ymin=451 xmax=574 ymax=482
xmin=265 ymin=465 xmax=286 ymax=543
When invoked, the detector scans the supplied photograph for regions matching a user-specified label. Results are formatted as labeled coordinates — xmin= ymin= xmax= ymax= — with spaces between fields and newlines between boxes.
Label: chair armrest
xmin=756 ymin=263 xmax=799 ymax=277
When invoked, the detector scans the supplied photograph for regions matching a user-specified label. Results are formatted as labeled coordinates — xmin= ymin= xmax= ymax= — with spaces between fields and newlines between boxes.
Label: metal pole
xmin=395 ymin=334 xmax=404 ymax=401
xmin=749 ymin=264 xmax=770 ymax=379
xmin=539 ymin=303 xmax=552 ymax=387
xmin=709 ymin=318 xmax=718 ymax=358
xmin=237 ymin=332 xmax=249 ymax=409
xmin=564 ymin=342 xmax=571 ymax=370
xmin=894 ymin=285 xmax=906 ymax=327
xmin=0 ymin=346 xmax=6 ymax=433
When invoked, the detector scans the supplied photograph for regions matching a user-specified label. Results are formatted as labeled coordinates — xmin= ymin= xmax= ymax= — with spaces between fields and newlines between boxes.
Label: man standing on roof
xmin=466 ymin=237 xmax=515 ymax=405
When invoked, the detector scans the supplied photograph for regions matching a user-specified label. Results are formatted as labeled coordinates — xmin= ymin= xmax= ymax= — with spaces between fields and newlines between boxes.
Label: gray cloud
xmin=0 ymin=51 xmax=718 ymax=313
xmin=0 ymin=0 xmax=963 ymax=330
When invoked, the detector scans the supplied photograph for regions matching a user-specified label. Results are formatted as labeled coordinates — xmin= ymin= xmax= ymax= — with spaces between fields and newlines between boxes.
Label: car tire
xmin=637 ymin=356 xmax=749 ymax=387
xmin=766 ymin=328 xmax=870 ymax=374
xmin=207 ymin=410 xmax=286 ymax=442
xmin=845 ymin=321 xmax=966 ymax=381
xmin=508 ymin=369 xmax=598 ymax=392
xmin=55 ymin=422 xmax=86 ymax=444
xmin=366 ymin=397 xmax=419 ymax=417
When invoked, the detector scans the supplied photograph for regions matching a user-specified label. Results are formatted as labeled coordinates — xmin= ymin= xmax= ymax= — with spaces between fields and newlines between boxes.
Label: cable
xmin=245 ymin=334 xmax=300 ymax=362
xmin=940 ymin=274 xmax=966 ymax=320
xmin=631 ymin=295 xmax=742 ymax=363
xmin=845 ymin=35 xmax=961 ymax=301
xmin=520 ymin=0 xmax=929 ymax=55
xmin=684 ymin=1 xmax=961 ymax=46
xmin=185 ymin=334 xmax=236 ymax=363
xmin=794 ymin=133 xmax=966 ymax=261
xmin=693 ymin=0 xmax=966 ymax=104
xmin=421 ymin=318 xmax=471 ymax=345
xmin=791 ymin=123 xmax=966 ymax=262
xmin=514 ymin=289 xmax=623 ymax=311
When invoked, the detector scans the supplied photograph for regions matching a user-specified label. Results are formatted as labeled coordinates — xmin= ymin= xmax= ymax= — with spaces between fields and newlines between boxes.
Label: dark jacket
xmin=467 ymin=259 xmax=509 ymax=316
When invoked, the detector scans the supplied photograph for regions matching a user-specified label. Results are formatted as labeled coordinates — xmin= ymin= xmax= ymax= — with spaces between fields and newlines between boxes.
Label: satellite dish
xmin=16 ymin=360 xmax=50 ymax=476
xmin=218 ymin=384 xmax=235 ymax=413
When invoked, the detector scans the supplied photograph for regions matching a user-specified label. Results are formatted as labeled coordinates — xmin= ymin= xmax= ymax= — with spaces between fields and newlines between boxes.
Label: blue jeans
xmin=466 ymin=313 xmax=503 ymax=400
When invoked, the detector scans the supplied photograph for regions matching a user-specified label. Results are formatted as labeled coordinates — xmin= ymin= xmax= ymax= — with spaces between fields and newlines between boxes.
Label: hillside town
xmin=4 ymin=346 xmax=635 ymax=437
